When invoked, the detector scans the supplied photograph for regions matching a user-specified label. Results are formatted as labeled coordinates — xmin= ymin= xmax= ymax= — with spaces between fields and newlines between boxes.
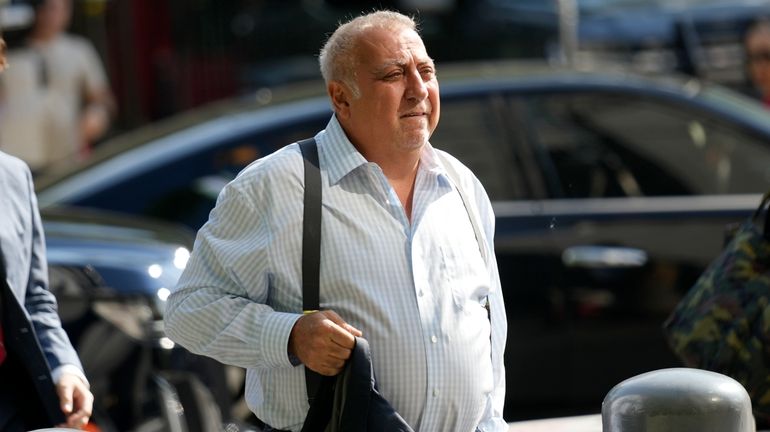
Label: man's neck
xmin=370 ymin=150 xmax=421 ymax=223
xmin=377 ymin=152 xmax=421 ymax=182
xmin=28 ymin=29 xmax=60 ymax=45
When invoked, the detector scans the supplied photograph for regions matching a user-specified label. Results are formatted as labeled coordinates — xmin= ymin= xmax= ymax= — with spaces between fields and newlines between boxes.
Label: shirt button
xmin=431 ymin=335 xmax=438 ymax=343
xmin=418 ymin=290 xmax=424 ymax=297
xmin=433 ymin=388 xmax=439 ymax=397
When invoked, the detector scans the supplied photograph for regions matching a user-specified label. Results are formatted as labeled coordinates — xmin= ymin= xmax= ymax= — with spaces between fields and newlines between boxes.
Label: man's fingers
xmin=325 ymin=343 xmax=354 ymax=360
xmin=55 ymin=373 xmax=94 ymax=430
xmin=345 ymin=324 xmax=363 ymax=337
xmin=313 ymin=356 xmax=347 ymax=376
xmin=57 ymin=380 xmax=74 ymax=414
xmin=321 ymin=310 xmax=347 ymax=329
xmin=322 ymin=310 xmax=362 ymax=336
xmin=326 ymin=321 xmax=356 ymax=349
xmin=322 ymin=311 xmax=361 ymax=344
xmin=65 ymin=411 xmax=90 ymax=429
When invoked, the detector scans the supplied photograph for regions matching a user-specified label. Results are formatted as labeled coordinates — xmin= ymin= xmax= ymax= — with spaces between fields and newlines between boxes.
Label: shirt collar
xmin=419 ymin=140 xmax=445 ymax=177
xmin=317 ymin=114 xmax=447 ymax=185
xmin=317 ymin=115 xmax=369 ymax=185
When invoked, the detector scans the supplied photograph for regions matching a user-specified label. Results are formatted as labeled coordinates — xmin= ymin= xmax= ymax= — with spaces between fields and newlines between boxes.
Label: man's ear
xmin=328 ymin=80 xmax=351 ymax=120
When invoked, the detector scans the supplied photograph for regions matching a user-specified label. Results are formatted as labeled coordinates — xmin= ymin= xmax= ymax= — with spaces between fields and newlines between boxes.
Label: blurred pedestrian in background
xmin=0 ymin=3 xmax=93 ymax=430
xmin=0 ymin=0 xmax=115 ymax=174
xmin=165 ymin=9 xmax=507 ymax=432
xmin=744 ymin=18 xmax=770 ymax=108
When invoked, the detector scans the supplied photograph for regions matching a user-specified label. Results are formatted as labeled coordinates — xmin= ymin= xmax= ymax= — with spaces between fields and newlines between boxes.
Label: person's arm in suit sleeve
xmin=21 ymin=166 xmax=92 ymax=428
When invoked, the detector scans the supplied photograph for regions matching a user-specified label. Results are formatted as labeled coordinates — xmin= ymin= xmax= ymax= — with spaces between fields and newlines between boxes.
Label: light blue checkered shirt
xmin=165 ymin=116 xmax=507 ymax=432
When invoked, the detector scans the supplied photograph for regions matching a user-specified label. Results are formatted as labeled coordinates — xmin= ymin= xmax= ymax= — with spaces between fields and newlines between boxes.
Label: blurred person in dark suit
xmin=0 ymin=0 xmax=115 ymax=173
xmin=745 ymin=18 xmax=770 ymax=108
xmin=0 ymin=5 xmax=93 ymax=430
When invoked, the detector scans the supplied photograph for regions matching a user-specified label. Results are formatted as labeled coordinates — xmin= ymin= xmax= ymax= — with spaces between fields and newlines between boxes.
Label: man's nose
xmin=405 ymin=68 xmax=428 ymax=101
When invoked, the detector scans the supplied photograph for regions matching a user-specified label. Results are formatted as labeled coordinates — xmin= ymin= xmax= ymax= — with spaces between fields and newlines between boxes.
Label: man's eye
xmin=384 ymin=72 xmax=403 ymax=80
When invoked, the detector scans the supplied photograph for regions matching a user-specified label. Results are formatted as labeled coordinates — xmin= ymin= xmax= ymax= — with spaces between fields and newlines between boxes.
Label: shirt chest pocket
xmin=440 ymin=244 xmax=489 ymax=313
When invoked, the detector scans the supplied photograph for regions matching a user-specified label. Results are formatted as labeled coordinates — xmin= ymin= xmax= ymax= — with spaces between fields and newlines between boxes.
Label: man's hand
xmin=79 ymin=104 xmax=110 ymax=145
xmin=56 ymin=372 xmax=94 ymax=429
xmin=289 ymin=310 xmax=362 ymax=376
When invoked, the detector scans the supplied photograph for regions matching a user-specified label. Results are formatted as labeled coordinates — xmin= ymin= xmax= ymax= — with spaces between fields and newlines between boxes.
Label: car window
xmin=517 ymin=92 xmax=770 ymax=198
xmin=146 ymin=120 xmax=327 ymax=228
xmin=78 ymin=118 xmax=327 ymax=229
xmin=430 ymin=94 xmax=529 ymax=200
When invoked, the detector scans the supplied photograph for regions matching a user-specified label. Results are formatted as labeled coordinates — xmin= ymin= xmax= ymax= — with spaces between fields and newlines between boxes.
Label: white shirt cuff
xmin=51 ymin=364 xmax=90 ymax=388
xmin=260 ymin=311 xmax=303 ymax=368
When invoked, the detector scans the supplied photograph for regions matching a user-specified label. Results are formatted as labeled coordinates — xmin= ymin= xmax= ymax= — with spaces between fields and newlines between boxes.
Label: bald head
xmin=319 ymin=11 xmax=417 ymax=98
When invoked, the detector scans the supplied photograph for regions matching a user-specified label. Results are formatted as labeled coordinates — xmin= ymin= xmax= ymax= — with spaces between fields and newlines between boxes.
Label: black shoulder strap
xmin=299 ymin=138 xmax=322 ymax=314
xmin=298 ymin=138 xmax=326 ymax=411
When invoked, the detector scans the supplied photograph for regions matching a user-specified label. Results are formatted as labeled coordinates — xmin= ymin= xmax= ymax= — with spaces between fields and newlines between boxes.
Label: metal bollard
xmin=602 ymin=367 xmax=754 ymax=432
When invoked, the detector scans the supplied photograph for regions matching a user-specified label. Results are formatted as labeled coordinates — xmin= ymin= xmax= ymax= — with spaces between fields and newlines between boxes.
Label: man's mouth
xmin=400 ymin=111 xmax=428 ymax=118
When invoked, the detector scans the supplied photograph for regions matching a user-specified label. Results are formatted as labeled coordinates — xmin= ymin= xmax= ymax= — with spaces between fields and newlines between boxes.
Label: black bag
xmin=301 ymin=337 xmax=413 ymax=432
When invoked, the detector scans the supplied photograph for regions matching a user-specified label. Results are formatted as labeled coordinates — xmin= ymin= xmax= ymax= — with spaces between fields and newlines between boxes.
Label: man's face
xmin=338 ymin=26 xmax=440 ymax=155
xmin=747 ymin=27 xmax=770 ymax=98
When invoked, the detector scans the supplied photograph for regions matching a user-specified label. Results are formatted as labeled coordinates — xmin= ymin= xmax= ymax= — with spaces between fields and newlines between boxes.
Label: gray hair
xmin=319 ymin=10 xmax=417 ymax=98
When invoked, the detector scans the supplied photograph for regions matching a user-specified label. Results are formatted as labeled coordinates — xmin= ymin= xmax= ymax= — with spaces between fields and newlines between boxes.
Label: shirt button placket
xmin=425 ymin=328 xmax=441 ymax=426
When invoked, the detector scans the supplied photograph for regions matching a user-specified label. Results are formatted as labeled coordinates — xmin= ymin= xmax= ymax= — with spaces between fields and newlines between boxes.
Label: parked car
xmin=35 ymin=62 xmax=770 ymax=421
xmin=42 ymin=206 xmax=241 ymax=431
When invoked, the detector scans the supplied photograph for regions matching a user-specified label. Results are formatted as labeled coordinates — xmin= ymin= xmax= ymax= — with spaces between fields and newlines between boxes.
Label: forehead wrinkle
xmin=355 ymin=27 xmax=433 ymax=79
xmin=371 ymin=59 xmax=407 ymax=75
xmin=372 ymin=49 xmax=435 ymax=69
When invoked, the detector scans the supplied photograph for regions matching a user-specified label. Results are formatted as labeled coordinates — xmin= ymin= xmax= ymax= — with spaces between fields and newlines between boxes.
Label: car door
xmin=432 ymin=84 xmax=770 ymax=420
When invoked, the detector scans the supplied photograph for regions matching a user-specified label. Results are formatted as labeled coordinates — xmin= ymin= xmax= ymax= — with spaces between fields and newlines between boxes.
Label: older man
xmin=0 ymin=3 xmax=93 ymax=430
xmin=165 ymin=10 xmax=507 ymax=432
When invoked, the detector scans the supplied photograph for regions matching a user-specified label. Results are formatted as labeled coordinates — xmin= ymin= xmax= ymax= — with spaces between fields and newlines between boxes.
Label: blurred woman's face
xmin=34 ymin=0 xmax=71 ymax=38
xmin=746 ymin=27 xmax=770 ymax=99
xmin=0 ymin=37 xmax=6 ymax=72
